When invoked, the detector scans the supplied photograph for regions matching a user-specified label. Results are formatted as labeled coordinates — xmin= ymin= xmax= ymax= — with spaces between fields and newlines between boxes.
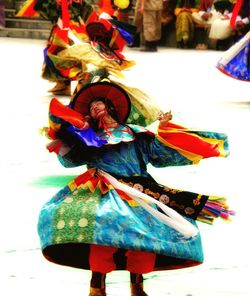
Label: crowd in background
xmin=87 ymin=0 xmax=250 ymax=51
xmin=1 ymin=0 xmax=249 ymax=51
xmin=129 ymin=0 xmax=250 ymax=51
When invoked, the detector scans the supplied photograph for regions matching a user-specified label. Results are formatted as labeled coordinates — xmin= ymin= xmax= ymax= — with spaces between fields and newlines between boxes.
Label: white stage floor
xmin=1 ymin=37 xmax=250 ymax=296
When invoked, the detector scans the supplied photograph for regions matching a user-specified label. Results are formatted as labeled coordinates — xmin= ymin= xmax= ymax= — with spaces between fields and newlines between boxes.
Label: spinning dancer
xmin=39 ymin=81 xmax=234 ymax=296
xmin=216 ymin=0 xmax=250 ymax=82
xmin=217 ymin=30 xmax=250 ymax=81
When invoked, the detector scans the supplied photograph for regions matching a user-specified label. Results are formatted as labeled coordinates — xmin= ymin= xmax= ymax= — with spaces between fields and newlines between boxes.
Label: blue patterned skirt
xmin=37 ymin=171 xmax=204 ymax=271
xmin=217 ymin=33 xmax=250 ymax=81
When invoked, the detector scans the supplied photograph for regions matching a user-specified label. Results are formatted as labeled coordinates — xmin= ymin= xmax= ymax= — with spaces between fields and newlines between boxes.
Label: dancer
xmin=216 ymin=30 xmax=250 ymax=81
xmin=38 ymin=81 xmax=233 ymax=296
xmin=16 ymin=0 xmax=136 ymax=95
xmin=216 ymin=0 xmax=250 ymax=80
xmin=175 ymin=0 xmax=198 ymax=48
xmin=16 ymin=0 xmax=95 ymax=95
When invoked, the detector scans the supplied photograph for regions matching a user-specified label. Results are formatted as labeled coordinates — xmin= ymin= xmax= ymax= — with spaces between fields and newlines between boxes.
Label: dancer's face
xmin=90 ymin=100 xmax=107 ymax=120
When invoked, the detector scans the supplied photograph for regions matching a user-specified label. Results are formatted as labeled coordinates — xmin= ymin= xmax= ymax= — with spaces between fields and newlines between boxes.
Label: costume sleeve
xmin=57 ymin=144 xmax=103 ymax=168
xmin=136 ymin=134 xmax=193 ymax=168
xmin=57 ymin=145 xmax=88 ymax=168
xmin=136 ymin=121 xmax=229 ymax=167
xmin=55 ymin=125 xmax=105 ymax=168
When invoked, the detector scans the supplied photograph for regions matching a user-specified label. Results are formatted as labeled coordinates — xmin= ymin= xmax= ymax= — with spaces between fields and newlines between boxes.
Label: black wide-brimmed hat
xmin=70 ymin=81 xmax=131 ymax=122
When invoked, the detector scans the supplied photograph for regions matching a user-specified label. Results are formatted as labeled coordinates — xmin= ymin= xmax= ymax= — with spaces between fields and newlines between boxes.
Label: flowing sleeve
xmin=137 ymin=122 xmax=229 ymax=168
xmin=136 ymin=134 xmax=194 ymax=167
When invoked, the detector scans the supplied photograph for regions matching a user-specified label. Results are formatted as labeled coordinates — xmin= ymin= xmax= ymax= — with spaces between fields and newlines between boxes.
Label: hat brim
xmin=70 ymin=82 xmax=131 ymax=123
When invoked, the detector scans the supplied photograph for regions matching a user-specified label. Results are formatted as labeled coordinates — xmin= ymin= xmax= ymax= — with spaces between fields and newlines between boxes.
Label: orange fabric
xmin=158 ymin=122 xmax=222 ymax=158
xmin=72 ymin=169 xmax=110 ymax=194
xmin=49 ymin=98 xmax=86 ymax=128
xmin=175 ymin=7 xmax=198 ymax=16
xmin=16 ymin=0 xmax=39 ymax=17
xmin=98 ymin=0 xmax=116 ymax=16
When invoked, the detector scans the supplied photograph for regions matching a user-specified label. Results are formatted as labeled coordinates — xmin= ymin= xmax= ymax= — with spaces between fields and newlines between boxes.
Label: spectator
xmin=0 ymin=0 xmax=5 ymax=29
xmin=134 ymin=0 xmax=163 ymax=52
xmin=160 ymin=0 xmax=178 ymax=45
xmin=230 ymin=0 xmax=250 ymax=40
xmin=192 ymin=0 xmax=221 ymax=49
xmin=175 ymin=0 xmax=198 ymax=48
xmin=208 ymin=0 xmax=237 ymax=49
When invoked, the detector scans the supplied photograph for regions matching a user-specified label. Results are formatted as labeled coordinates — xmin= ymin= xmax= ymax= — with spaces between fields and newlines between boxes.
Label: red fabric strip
xmin=61 ymin=0 xmax=70 ymax=28
xmin=230 ymin=0 xmax=243 ymax=28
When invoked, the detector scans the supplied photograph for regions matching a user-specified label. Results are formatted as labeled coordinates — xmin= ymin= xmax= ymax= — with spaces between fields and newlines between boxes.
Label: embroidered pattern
xmin=117 ymin=176 xmax=209 ymax=220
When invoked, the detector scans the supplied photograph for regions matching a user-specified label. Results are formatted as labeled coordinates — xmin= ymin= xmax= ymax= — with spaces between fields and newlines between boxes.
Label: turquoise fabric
xmin=37 ymin=125 xmax=204 ymax=270
xmin=37 ymin=124 xmax=231 ymax=269
xmin=38 ymin=185 xmax=203 ymax=265
xmin=58 ymin=126 xmax=193 ymax=175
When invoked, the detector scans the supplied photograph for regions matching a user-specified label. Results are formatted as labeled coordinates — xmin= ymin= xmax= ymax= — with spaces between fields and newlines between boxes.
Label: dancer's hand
xmin=158 ymin=111 xmax=172 ymax=127
xmin=202 ymin=12 xmax=212 ymax=21
xmin=82 ymin=116 xmax=91 ymax=130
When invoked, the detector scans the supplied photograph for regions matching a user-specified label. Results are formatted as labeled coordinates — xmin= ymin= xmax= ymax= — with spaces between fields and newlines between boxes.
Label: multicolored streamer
xmin=158 ymin=122 xmax=229 ymax=164
xmin=16 ymin=0 xmax=39 ymax=17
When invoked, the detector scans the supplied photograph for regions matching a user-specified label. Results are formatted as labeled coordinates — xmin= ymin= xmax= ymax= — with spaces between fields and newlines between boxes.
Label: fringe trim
xmin=197 ymin=196 xmax=236 ymax=225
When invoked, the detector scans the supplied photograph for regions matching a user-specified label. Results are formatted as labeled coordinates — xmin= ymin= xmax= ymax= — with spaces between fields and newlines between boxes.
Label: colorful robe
xmin=38 ymin=120 xmax=232 ymax=271
xmin=217 ymin=30 xmax=250 ymax=81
